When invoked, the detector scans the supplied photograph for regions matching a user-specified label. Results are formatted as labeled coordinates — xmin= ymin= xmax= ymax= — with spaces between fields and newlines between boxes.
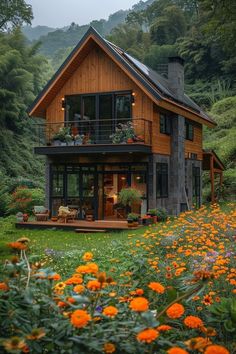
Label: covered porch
xmin=203 ymin=150 xmax=225 ymax=203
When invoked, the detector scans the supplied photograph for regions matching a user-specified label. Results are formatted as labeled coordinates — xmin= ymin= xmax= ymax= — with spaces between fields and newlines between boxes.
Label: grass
xmin=0 ymin=216 xmax=149 ymax=274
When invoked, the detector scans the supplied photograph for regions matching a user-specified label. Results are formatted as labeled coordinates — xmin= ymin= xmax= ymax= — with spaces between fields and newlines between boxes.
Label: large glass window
xmin=65 ymin=95 xmax=81 ymax=122
xmin=67 ymin=173 xmax=80 ymax=197
xmin=115 ymin=94 xmax=131 ymax=122
xmin=52 ymin=171 xmax=64 ymax=197
xmin=99 ymin=95 xmax=113 ymax=142
xmin=156 ymin=163 xmax=168 ymax=198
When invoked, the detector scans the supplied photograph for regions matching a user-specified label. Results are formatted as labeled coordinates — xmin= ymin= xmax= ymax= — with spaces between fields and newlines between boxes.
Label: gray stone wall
xmin=185 ymin=159 xmax=202 ymax=208
xmin=169 ymin=115 xmax=186 ymax=215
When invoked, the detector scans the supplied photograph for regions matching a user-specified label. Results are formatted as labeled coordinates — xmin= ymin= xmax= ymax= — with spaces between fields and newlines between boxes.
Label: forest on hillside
xmin=0 ymin=0 xmax=235 ymax=215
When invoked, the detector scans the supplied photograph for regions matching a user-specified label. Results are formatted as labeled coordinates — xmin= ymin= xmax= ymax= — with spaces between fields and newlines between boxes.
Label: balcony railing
xmin=34 ymin=118 xmax=152 ymax=147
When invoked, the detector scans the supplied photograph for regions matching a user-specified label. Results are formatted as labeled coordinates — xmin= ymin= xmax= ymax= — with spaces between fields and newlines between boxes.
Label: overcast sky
xmin=27 ymin=0 xmax=139 ymax=28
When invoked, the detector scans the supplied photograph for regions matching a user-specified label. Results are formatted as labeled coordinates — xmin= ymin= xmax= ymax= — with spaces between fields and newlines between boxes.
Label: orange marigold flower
xmin=202 ymin=295 xmax=213 ymax=306
xmin=166 ymin=303 xmax=185 ymax=319
xmin=103 ymin=306 xmax=118 ymax=318
xmin=26 ymin=328 xmax=46 ymax=340
xmin=3 ymin=337 xmax=26 ymax=351
xmin=48 ymin=273 xmax=61 ymax=281
xmin=70 ymin=309 xmax=91 ymax=328
xmin=157 ymin=325 xmax=172 ymax=331
xmin=74 ymin=285 xmax=85 ymax=293
xmin=76 ymin=265 xmax=90 ymax=274
xmin=0 ymin=282 xmax=9 ymax=291
xmin=184 ymin=315 xmax=203 ymax=329
xmin=167 ymin=348 xmax=189 ymax=354
xmin=204 ymin=345 xmax=229 ymax=354
xmin=8 ymin=241 xmax=27 ymax=250
xmin=87 ymin=262 xmax=99 ymax=274
xmin=148 ymin=282 xmax=165 ymax=294
xmin=103 ymin=342 xmax=116 ymax=353
xmin=137 ymin=328 xmax=159 ymax=343
xmin=87 ymin=280 xmax=101 ymax=291
xmin=82 ymin=252 xmax=93 ymax=261
xmin=136 ymin=288 xmax=144 ymax=295
xmin=129 ymin=297 xmax=149 ymax=312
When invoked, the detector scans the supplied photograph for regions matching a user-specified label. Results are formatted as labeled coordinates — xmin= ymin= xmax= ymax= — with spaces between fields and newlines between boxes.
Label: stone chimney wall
xmin=168 ymin=56 xmax=185 ymax=101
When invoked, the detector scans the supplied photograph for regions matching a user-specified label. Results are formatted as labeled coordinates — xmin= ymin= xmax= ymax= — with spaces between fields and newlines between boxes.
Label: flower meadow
xmin=0 ymin=204 xmax=235 ymax=354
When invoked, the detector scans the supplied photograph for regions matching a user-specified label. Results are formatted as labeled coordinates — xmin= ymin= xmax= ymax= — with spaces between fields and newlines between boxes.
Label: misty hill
xmin=22 ymin=25 xmax=56 ymax=41
xmin=24 ymin=0 xmax=155 ymax=58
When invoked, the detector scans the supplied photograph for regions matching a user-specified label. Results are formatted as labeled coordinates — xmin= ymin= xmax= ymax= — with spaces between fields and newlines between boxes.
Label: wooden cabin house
xmin=29 ymin=27 xmax=223 ymax=220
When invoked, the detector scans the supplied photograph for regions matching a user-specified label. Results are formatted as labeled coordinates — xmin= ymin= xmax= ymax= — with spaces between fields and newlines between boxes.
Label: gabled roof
xmin=29 ymin=26 xmax=216 ymax=127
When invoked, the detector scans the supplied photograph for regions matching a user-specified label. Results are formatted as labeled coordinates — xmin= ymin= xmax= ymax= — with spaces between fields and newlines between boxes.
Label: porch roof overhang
xmin=202 ymin=150 xmax=225 ymax=171
xmin=34 ymin=144 xmax=152 ymax=156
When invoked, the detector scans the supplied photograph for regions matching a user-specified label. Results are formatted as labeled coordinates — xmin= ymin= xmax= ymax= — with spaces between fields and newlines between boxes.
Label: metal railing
xmin=34 ymin=118 xmax=152 ymax=147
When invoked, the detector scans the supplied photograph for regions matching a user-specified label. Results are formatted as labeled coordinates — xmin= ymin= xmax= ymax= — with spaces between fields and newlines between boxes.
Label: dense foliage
xmin=0 ymin=29 xmax=52 ymax=215
xmin=0 ymin=204 xmax=235 ymax=353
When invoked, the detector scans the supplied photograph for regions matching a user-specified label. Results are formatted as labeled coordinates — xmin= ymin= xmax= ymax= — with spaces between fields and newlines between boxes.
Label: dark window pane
xmin=81 ymin=96 xmax=96 ymax=141
xmin=82 ymin=174 xmax=95 ymax=197
xmin=52 ymin=173 xmax=64 ymax=197
xmin=67 ymin=173 xmax=80 ymax=197
xmin=65 ymin=95 xmax=81 ymax=122
xmin=160 ymin=114 xmax=165 ymax=134
xmin=185 ymin=120 xmax=194 ymax=140
xmin=160 ymin=114 xmax=171 ymax=135
xmin=156 ymin=163 xmax=168 ymax=198
xmin=115 ymin=94 xmax=131 ymax=121
xmin=99 ymin=95 xmax=113 ymax=142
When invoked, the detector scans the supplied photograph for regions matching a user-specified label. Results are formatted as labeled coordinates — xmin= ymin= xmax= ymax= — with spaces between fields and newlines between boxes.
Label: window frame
xmin=185 ymin=120 xmax=194 ymax=141
xmin=160 ymin=113 xmax=171 ymax=135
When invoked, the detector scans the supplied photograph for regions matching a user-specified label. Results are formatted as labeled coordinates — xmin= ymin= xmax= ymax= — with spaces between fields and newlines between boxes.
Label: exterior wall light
xmin=61 ymin=97 xmax=65 ymax=111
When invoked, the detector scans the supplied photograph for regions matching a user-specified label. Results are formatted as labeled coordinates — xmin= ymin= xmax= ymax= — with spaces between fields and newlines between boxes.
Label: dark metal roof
xmin=29 ymin=26 xmax=215 ymax=125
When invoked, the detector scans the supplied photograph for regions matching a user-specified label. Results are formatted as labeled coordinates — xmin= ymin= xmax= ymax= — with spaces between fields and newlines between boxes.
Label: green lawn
xmin=0 ymin=217 xmax=149 ymax=275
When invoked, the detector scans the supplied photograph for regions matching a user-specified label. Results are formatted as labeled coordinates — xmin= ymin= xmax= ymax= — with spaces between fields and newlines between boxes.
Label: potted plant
xmin=118 ymin=188 xmax=142 ymax=215
xmin=147 ymin=208 xmax=158 ymax=223
xmin=127 ymin=213 xmax=139 ymax=227
xmin=23 ymin=213 xmax=29 ymax=222
xmin=65 ymin=134 xmax=74 ymax=146
xmin=74 ymin=134 xmax=84 ymax=145
xmin=156 ymin=208 xmax=168 ymax=222
xmin=52 ymin=127 xmax=70 ymax=146
xmin=16 ymin=212 xmax=23 ymax=222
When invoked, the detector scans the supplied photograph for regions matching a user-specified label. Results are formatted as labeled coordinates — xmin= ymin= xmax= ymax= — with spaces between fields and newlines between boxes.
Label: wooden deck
xmin=15 ymin=219 xmax=141 ymax=232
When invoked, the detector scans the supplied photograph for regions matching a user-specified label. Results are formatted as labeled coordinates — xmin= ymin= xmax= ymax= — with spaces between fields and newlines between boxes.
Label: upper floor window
xmin=160 ymin=113 xmax=171 ymax=135
xmin=185 ymin=120 xmax=194 ymax=140
xmin=156 ymin=162 xmax=168 ymax=198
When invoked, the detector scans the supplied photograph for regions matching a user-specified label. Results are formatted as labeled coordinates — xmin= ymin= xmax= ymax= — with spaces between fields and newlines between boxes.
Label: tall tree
xmin=0 ymin=0 xmax=33 ymax=31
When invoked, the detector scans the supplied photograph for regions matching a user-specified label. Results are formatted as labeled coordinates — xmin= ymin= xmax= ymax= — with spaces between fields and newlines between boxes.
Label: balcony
xmin=34 ymin=118 xmax=152 ymax=155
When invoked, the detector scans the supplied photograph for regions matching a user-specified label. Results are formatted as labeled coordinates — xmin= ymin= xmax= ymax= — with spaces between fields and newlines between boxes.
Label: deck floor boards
xmin=16 ymin=220 xmax=141 ymax=231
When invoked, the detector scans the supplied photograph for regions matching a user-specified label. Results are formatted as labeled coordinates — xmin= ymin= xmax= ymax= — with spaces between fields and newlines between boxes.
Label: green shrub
xmin=7 ymin=186 xmax=45 ymax=215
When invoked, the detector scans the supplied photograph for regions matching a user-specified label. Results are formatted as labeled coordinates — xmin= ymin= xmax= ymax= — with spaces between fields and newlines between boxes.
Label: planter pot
xmin=23 ymin=214 xmax=29 ymax=222
xmin=52 ymin=140 xmax=61 ymax=146
xmin=75 ymin=141 xmax=83 ymax=146
xmin=152 ymin=216 xmax=158 ymax=223
xmin=127 ymin=138 xmax=134 ymax=143
xmin=67 ymin=141 xmax=74 ymax=146
xmin=60 ymin=142 xmax=67 ymax=146
xmin=133 ymin=221 xmax=139 ymax=227
xmin=16 ymin=216 xmax=24 ymax=222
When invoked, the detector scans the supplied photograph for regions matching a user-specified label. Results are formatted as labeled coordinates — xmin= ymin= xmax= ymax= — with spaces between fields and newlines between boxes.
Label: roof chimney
xmin=168 ymin=56 xmax=184 ymax=101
